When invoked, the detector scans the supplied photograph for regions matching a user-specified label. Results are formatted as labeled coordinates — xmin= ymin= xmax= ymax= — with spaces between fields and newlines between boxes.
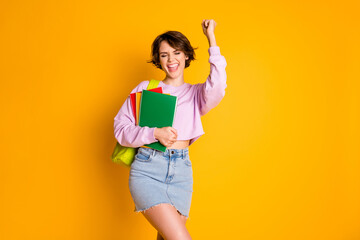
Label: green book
xmin=139 ymin=90 xmax=177 ymax=152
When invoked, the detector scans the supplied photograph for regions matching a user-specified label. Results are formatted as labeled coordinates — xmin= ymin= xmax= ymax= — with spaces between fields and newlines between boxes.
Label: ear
xmin=185 ymin=55 xmax=189 ymax=60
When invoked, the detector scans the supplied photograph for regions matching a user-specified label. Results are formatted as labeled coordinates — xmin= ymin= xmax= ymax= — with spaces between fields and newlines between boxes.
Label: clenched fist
xmin=202 ymin=19 xmax=217 ymax=38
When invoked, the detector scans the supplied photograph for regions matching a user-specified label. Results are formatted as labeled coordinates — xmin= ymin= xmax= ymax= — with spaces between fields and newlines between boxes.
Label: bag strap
xmin=147 ymin=79 xmax=160 ymax=90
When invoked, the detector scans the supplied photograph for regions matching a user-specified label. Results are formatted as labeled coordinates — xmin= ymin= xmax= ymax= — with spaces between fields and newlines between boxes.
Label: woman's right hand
xmin=154 ymin=127 xmax=178 ymax=147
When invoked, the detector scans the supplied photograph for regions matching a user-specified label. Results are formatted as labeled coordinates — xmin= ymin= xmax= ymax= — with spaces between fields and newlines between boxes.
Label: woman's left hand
xmin=202 ymin=19 xmax=217 ymax=38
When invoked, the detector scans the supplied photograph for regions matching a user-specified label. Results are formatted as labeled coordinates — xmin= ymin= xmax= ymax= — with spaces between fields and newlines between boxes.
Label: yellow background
xmin=1 ymin=1 xmax=359 ymax=239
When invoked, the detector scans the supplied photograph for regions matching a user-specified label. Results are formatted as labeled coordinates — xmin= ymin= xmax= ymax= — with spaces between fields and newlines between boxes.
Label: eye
xmin=175 ymin=52 xmax=180 ymax=55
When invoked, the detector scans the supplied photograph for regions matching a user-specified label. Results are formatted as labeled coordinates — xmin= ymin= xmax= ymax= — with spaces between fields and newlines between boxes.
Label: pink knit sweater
xmin=114 ymin=46 xmax=227 ymax=148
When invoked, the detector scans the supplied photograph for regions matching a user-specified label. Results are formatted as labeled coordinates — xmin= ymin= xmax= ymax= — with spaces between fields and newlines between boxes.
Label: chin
xmin=168 ymin=72 xmax=182 ymax=78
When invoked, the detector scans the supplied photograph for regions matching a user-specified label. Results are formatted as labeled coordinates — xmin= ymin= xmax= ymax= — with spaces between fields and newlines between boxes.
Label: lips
xmin=167 ymin=63 xmax=179 ymax=72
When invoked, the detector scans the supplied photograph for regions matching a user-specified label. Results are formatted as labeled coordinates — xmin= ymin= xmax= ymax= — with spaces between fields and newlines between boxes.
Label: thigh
xmin=141 ymin=203 xmax=191 ymax=240
xmin=177 ymin=210 xmax=188 ymax=225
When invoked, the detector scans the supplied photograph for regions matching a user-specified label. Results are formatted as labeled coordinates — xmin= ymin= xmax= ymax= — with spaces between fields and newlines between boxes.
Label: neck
xmin=162 ymin=76 xmax=185 ymax=87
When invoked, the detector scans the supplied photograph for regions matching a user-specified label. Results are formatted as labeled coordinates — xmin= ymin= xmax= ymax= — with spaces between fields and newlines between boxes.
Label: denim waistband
xmin=140 ymin=147 xmax=189 ymax=158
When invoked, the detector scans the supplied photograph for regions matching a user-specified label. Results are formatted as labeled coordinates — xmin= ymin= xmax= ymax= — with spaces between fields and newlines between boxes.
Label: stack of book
xmin=130 ymin=87 xmax=177 ymax=152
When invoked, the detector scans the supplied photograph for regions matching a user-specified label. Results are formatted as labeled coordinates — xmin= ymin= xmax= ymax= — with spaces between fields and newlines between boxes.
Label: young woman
xmin=114 ymin=19 xmax=227 ymax=240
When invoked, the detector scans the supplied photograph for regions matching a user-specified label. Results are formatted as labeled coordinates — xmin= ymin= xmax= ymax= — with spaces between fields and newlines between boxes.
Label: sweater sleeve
xmin=196 ymin=46 xmax=228 ymax=116
xmin=113 ymin=82 xmax=158 ymax=147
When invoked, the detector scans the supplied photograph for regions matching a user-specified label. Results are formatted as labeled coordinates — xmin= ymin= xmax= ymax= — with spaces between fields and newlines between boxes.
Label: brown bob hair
xmin=147 ymin=31 xmax=198 ymax=70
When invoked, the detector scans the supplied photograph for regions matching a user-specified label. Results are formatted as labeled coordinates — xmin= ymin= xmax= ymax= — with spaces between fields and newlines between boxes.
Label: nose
xmin=167 ymin=54 xmax=175 ymax=62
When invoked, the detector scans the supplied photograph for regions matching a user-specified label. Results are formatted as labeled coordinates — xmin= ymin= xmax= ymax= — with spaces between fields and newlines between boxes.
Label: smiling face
xmin=158 ymin=40 xmax=189 ymax=79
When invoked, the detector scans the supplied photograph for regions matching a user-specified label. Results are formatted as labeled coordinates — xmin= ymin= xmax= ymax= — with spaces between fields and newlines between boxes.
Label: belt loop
xmin=152 ymin=149 xmax=156 ymax=156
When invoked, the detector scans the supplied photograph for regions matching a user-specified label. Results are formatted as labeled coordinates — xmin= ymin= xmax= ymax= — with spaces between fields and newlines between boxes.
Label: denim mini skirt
xmin=128 ymin=146 xmax=193 ymax=219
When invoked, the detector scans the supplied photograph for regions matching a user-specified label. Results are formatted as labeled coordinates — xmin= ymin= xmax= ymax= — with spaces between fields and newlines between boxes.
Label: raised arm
xmin=196 ymin=19 xmax=228 ymax=116
xmin=202 ymin=19 xmax=218 ymax=47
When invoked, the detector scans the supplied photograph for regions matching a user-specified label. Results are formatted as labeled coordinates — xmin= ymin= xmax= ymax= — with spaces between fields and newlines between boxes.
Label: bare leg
xmin=157 ymin=232 xmax=164 ymax=240
xmin=157 ymin=212 xmax=187 ymax=240
xmin=141 ymin=203 xmax=191 ymax=240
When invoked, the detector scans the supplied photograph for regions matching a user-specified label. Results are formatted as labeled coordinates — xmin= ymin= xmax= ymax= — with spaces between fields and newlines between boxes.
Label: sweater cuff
xmin=209 ymin=46 xmax=221 ymax=56
xmin=149 ymin=127 xmax=157 ymax=142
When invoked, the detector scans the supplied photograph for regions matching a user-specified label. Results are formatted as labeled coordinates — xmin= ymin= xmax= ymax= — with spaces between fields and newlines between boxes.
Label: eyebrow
xmin=159 ymin=50 xmax=179 ymax=54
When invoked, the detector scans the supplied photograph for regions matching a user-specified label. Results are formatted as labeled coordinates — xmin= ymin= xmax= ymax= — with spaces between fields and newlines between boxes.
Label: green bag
xmin=111 ymin=79 xmax=160 ymax=167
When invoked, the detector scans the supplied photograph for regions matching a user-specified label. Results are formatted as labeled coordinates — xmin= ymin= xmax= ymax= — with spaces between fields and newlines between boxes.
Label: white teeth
xmin=168 ymin=64 xmax=179 ymax=68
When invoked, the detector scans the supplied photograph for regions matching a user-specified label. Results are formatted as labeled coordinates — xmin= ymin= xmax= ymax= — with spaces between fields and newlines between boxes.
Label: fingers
xmin=203 ymin=19 xmax=209 ymax=27
xmin=159 ymin=127 xmax=178 ymax=147
xmin=201 ymin=20 xmax=206 ymax=31
xmin=202 ymin=19 xmax=209 ymax=26
xmin=202 ymin=19 xmax=216 ymax=32
xmin=169 ymin=134 xmax=177 ymax=142
xmin=168 ymin=127 xmax=177 ymax=147
xmin=169 ymin=127 xmax=178 ymax=137
xmin=164 ymin=138 xmax=176 ymax=147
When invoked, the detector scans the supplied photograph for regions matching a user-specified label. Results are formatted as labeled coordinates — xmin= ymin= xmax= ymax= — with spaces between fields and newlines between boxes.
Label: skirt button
xmin=171 ymin=150 xmax=175 ymax=154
